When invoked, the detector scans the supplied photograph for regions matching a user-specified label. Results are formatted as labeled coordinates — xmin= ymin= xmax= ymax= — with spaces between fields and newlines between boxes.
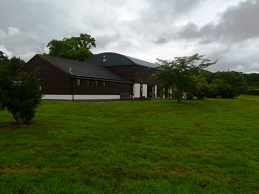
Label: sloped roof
xmin=39 ymin=55 xmax=131 ymax=83
xmin=86 ymin=52 xmax=157 ymax=68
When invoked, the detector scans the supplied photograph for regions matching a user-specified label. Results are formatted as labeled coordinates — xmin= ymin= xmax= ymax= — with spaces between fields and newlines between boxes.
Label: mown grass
xmin=0 ymin=96 xmax=258 ymax=193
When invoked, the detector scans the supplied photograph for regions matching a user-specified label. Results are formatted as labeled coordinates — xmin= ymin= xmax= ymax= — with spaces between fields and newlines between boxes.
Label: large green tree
xmin=47 ymin=33 xmax=96 ymax=61
xmin=153 ymin=54 xmax=216 ymax=102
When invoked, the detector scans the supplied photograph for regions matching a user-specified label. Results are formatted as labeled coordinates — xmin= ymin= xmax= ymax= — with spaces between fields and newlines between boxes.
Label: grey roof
xmin=39 ymin=55 xmax=131 ymax=83
xmin=86 ymin=52 xmax=157 ymax=68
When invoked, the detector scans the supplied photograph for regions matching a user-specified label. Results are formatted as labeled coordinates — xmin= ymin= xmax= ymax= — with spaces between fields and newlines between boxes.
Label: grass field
xmin=0 ymin=96 xmax=258 ymax=193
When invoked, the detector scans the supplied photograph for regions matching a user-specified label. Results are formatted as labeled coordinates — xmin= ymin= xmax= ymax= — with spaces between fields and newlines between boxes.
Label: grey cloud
xmin=0 ymin=0 xmax=258 ymax=73
xmin=123 ymin=0 xmax=204 ymax=44
xmin=206 ymin=39 xmax=259 ymax=72
xmin=174 ymin=0 xmax=259 ymax=73
xmin=209 ymin=59 xmax=259 ymax=73
xmin=0 ymin=0 xmax=82 ymax=59
xmin=179 ymin=22 xmax=200 ymax=38
xmin=179 ymin=0 xmax=259 ymax=43
xmin=232 ymin=62 xmax=259 ymax=73
xmin=95 ymin=33 xmax=121 ymax=48
xmin=1 ymin=0 xmax=55 ymax=31
xmin=170 ymin=0 xmax=204 ymax=13
xmin=148 ymin=0 xmax=203 ymax=16
xmin=153 ymin=33 xmax=174 ymax=44
xmin=214 ymin=0 xmax=259 ymax=42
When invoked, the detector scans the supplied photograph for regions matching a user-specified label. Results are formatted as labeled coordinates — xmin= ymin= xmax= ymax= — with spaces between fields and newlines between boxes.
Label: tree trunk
xmin=177 ymin=88 xmax=182 ymax=103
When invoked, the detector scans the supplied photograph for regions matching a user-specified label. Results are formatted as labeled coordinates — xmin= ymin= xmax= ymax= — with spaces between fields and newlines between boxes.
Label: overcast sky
xmin=1 ymin=0 xmax=259 ymax=72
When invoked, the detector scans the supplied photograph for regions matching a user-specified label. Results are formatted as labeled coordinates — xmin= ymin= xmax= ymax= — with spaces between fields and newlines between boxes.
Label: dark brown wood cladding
xmin=109 ymin=66 xmax=135 ymax=82
xmin=73 ymin=79 xmax=132 ymax=95
xmin=17 ymin=55 xmax=72 ymax=95
xmin=17 ymin=55 xmax=133 ymax=96
xmin=109 ymin=65 xmax=160 ymax=85
xmin=134 ymin=66 xmax=160 ymax=85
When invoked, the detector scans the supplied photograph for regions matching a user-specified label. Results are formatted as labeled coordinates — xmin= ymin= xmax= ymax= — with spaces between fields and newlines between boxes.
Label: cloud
xmin=0 ymin=0 xmax=258 ymax=73
xmin=0 ymin=26 xmax=41 ymax=58
xmin=214 ymin=0 xmax=259 ymax=42
xmin=0 ymin=45 xmax=12 ymax=57
xmin=232 ymin=62 xmax=259 ymax=73
xmin=175 ymin=0 xmax=259 ymax=72
xmin=179 ymin=0 xmax=259 ymax=43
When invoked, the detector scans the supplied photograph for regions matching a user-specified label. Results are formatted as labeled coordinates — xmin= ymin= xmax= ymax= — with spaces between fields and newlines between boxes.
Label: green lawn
xmin=0 ymin=96 xmax=258 ymax=194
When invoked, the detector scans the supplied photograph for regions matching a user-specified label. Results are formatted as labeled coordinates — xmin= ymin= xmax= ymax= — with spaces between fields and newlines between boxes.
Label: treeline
xmin=154 ymin=54 xmax=259 ymax=101
xmin=203 ymin=70 xmax=259 ymax=89
xmin=243 ymin=73 xmax=259 ymax=89
xmin=202 ymin=70 xmax=259 ymax=97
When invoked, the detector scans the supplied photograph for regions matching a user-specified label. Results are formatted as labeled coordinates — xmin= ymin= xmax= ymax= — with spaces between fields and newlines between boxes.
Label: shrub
xmin=209 ymin=72 xmax=248 ymax=98
xmin=245 ymin=89 xmax=259 ymax=96
xmin=0 ymin=70 xmax=42 ymax=124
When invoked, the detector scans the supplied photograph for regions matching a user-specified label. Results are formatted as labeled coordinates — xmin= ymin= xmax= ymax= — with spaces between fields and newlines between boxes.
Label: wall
xmin=73 ymin=78 xmax=132 ymax=95
xmin=18 ymin=55 xmax=72 ymax=95
xmin=43 ymin=94 xmax=120 ymax=100
xmin=109 ymin=65 xmax=160 ymax=85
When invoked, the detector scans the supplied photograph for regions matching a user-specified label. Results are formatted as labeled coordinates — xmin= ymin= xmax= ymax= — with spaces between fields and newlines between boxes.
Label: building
xmin=87 ymin=52 xmax=160 ymax=98
xmin=17 ymin=52 xmax=160 ymax=100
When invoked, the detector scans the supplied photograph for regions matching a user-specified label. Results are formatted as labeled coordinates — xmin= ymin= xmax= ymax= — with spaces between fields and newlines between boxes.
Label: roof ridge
xmin=89 ymin=52 xmax=156 ymax=68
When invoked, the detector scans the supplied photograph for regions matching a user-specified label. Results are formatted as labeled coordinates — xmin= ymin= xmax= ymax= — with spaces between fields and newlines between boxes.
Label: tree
xmin=0 ymin=67 xmax=11 ymax=110
xmin=0 ymin=51 xmax=4 ymax=58
xmin=186 ymin=74 xmax=209 ymax=100
xmin=153 ymin=54 xmax=216 ymax=102
xmin=47 ymin=33 xmax=96 ymax=61
xmin=243 ymin=73 xmax=259 ymax=89
xmin=0 ymin=55 xmax=25 ymax=76
xmin=201 ymin=69 xmax=215 ymax=84
xmin=210 ymin=71 xmax=248 ymax=98
xmin=0 ymin=69 xmax=42 ymax=124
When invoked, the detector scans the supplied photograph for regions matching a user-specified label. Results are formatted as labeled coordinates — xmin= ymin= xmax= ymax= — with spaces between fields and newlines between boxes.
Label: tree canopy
xmin=242 ymin=73 xmax=259 ymax=89
xmin=0 ymin=56 xmax=25 ymax=76
xmin=208 ymin=71 xmax=248 ymax=98
xmin=153 ymin=54 xmax=216 ymax=102
xmin=47 ymin=33 xmax=96 ymax=61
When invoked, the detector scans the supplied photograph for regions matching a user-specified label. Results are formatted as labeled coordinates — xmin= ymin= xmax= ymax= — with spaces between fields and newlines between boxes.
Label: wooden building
xmin=17 ymin=52 xmax=160 ymax=100
xmin=87 ymin=52 xmax=160 ymax=98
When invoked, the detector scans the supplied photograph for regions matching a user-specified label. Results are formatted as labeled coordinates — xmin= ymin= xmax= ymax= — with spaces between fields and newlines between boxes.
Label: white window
xmin=103 ymin=81 xmax=106 ymax=87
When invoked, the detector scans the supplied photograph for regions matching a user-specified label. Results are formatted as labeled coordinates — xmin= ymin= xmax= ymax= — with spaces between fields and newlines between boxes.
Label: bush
xmin=245 ymin=89 xmax=259 ymax=96
xmin=0 ymin=67 xmax=11 ymax=110
xmin=209 ymin=72 xmax=248 ymax=98
xmin=0 ymin=70 xmax=42 ymax=124
xmin=186 ymin=93 xmax=194 ymax=100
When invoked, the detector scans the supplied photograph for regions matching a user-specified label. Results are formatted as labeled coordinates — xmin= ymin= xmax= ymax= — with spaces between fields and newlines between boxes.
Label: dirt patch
xmin=1 ymin=163 xmax=40 ymax=175
xmin=194 ymin=123 xmax=201 ymax=127
xmin=152 ymin=167 xmax=188 ymax=175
